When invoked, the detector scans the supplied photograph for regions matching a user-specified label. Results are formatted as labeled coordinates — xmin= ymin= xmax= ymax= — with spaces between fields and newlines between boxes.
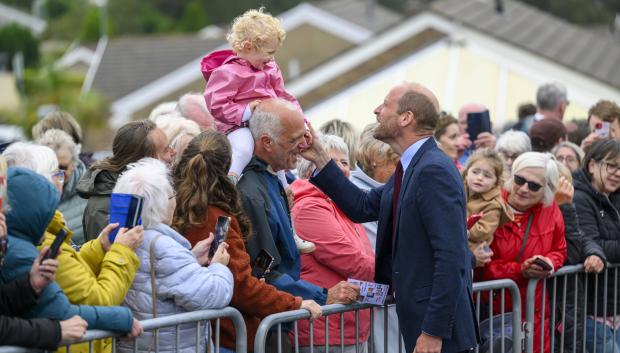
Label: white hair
xmin=177 ymin=93 xmax=208 ymax=116
xmin=154 ymin=115 xmax=200 ymax=163
xmin=249 ymin=106 xmax=287 ymax=141
xmin=537 ymin=82 xmax=568 ymax=111
xmin=495 ymin=130 xmax=532 ymax=155
xmin=148 ymin=101 xmax=178 ymax=122
xmin=508 ymin=152 xmax=559 ymax=206
xmin=3 ymin=142 xmax=58 ymax=182
xmin=35 ymin=129 xmax=79 ymax=161
xmin=297 ymin=134 xmax=349 ymax=179
xmin=113 ymin=158 xmax=172 ymax=229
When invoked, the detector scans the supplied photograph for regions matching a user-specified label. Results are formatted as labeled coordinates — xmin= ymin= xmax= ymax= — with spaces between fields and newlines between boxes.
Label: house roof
xmin=314 ymin=0 xmax=403 ymax=33
xmin=431 ymin=0 xmax=620 ymax=90
xmin=90 ymin=34 xmax=225 ymax=101
xmin=0 ymin=3 xmax=46 ymax=35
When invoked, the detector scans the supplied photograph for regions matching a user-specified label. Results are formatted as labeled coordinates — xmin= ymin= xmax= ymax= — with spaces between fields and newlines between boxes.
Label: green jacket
xmin=76 ymin=168 xmax=119 ymax=241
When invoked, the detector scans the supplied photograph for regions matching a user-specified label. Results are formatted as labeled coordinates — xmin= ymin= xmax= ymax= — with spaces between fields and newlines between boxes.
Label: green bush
xmin=0 ymin=24 xmax=40 ymax=69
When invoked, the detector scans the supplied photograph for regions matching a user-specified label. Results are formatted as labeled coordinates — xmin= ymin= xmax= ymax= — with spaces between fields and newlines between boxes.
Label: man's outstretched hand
xmin=299 ymin=121 xmax=331 ymax=171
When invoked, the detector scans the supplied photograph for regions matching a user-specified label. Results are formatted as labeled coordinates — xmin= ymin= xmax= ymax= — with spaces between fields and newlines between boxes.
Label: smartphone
xmin=251 ymin=249 xmax=275 ymax=279
xmin=42 ymin=228 xmax=68 ymax=264
xmin=208 ymin=216 xmax=231 ymax=259
xmin=533 ymin=257 xmax=552 ymax=271
xmin=466 ymin=110 xmax=491 ymax=143
xmin=595 ymin=122 xmax=610 ymax=137
xmin=109 ymin=193 xmax=144 ymax=242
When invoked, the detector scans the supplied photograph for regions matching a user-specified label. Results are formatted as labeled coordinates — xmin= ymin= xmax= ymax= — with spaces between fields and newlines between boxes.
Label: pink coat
xmin=290 ymin=179 xmax=375 ymax=346
xmin=201 ymin=50 xmax=302 ymax=133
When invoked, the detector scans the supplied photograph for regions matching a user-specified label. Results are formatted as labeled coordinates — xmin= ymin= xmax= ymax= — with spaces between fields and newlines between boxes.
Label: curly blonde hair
xmin=227 ymin=8 xmax=286 ymax=52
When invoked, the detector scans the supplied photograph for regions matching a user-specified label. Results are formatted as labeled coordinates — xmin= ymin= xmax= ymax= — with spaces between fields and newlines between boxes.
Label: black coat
xmin=573 ymin=169 xmax=620 ymax=316
xmin=0 ymin=274 xmax=62 ymax=349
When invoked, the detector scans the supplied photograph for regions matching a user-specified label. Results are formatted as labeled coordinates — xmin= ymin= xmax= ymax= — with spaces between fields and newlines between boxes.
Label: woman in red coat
xmin=482 ymin=152 xmax=567 ymax=353
xmin=292 ymin=134 xmax=375 ymax=352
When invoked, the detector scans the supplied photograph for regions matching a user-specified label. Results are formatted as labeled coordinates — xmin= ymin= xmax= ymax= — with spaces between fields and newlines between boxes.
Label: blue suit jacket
xmin=311 ymin=138 xmax=479 ymax=353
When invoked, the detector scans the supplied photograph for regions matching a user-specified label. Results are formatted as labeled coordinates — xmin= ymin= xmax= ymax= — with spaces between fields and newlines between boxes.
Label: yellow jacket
xmin=40 ymin=211 xmax=140 ymax=352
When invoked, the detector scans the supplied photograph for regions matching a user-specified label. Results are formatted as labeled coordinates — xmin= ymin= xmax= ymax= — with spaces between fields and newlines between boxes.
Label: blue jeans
xmin=586 ymin=318 xmax=620 ymax=353
xmin=217 ymin=348 xmax=235 ymax=353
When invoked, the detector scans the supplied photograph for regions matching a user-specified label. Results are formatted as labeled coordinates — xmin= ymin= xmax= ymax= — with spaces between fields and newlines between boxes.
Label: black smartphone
xmin=42 ymin=228 xmax=68 ymax=264
xmin=466 ymin=110 xmax=491 ymax=143
xmin=251 ymin=249 xmax=275 ymax=279
xmin=533 ymin=257 xmax=552 ymax=271
xmin=208 ymin=216 xmax=231 ymax=259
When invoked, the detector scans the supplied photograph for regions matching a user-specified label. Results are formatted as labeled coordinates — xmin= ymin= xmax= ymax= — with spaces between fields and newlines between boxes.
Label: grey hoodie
xmin=76 ymin=168 xmax=119 ymax=241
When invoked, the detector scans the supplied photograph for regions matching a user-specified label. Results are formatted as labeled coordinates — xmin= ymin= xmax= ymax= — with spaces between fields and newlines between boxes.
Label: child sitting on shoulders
xmin=201 ymin=8 xmax=314 ymax=254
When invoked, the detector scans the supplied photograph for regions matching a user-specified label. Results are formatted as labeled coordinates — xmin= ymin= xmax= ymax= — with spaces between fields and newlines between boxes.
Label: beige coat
xmin=466 ymin=185 xmax=513 ymax=251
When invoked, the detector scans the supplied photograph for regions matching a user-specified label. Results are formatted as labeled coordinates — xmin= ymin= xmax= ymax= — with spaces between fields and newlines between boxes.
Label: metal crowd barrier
xmin=525 ymin=263 xmax=620 ymax=353
xmin=0 ymin=307 xmax=247 ymax=353
xmin=253 ymin=279 xmax=522 ymax=353
xmin=473 ymin=279 xmax=523 ymax=353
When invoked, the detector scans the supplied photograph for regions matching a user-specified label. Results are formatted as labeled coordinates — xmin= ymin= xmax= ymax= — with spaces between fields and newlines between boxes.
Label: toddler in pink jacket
xmin=201 ymin=8 xmax=315 ymax=254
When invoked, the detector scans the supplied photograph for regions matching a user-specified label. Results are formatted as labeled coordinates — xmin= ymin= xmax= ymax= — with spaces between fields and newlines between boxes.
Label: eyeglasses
xmin=601 ymin=161 xmax=620 ymax=174
xmin=51 ymin=170 xmax=65 ymax=184
xmin=514 ymin=175 xmax=543 ymax=192
xmin=499 ymin=150 xmax=520 ymax=161
xmin=556 ymin=156 xmax=578 ymax=164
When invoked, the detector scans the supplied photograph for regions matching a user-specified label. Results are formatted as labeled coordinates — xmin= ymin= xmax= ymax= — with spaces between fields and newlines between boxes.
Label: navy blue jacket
xmin=238 ymin=157 xmax=327 ymax=304
xmin=311 ymin=138 xmax=479 ymax=353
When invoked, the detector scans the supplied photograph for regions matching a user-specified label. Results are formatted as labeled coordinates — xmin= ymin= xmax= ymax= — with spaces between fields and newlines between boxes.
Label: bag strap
xmin=149 ymin=234 xmax=163 ymax=319
xmin=515 ymin=212 xmax=534 ymax=263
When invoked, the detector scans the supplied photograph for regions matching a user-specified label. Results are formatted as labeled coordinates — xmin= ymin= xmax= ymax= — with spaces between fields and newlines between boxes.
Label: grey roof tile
xmin=432 ymin=0 xmax=620 ymax=90
xmin=91 ymin=35 xmax=224 ymax=101
xmin=314 ymin=0 xmax=402 ymax=33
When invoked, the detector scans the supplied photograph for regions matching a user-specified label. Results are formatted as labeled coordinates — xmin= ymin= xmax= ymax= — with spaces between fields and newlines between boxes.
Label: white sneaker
xmin=294 ymin=232 xmax=315 ymax=254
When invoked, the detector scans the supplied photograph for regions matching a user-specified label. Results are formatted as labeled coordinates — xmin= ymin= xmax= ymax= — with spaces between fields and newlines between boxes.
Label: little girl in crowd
xmin=462 ymin=149 xmax=513 ymax=256
xmin=201 ymin=8 xmax=315 ymax=253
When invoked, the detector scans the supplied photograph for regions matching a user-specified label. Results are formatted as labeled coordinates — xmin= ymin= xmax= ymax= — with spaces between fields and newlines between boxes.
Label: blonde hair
xmin=227 ymin=8 xmax=286 ymax=52
xmin=462 ymin=148 xmax=505 ymax=189
xmin=356 ymin=123 xmax=398 ymax=177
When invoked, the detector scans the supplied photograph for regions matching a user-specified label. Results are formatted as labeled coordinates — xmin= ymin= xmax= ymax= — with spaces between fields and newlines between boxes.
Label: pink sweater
xmin=291 ymin=179 xmax=375 ymax=346
xmin=201 ymin=50 xmax=301 ymax=133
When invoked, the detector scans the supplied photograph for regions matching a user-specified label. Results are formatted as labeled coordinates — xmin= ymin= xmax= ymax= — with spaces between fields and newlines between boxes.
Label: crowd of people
xmin=2 ymin=7 xmax=620 ymax=353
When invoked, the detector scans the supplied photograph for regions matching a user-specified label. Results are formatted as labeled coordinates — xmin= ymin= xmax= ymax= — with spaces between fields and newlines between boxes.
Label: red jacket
xmin=291 ymin=179 xmax=375 ymax=346
xmin=481 ymin=190 xmax=567 ymax=353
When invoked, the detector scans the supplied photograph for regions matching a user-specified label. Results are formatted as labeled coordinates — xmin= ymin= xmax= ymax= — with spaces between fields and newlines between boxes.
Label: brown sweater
xmin=184 ymin=206 xmax=302 ymax=351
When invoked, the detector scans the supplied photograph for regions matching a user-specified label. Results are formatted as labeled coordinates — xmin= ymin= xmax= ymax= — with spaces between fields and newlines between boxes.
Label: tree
xmin=177 ymin=0 xmax=209 ymax=32
xmin=80 ymin=6 xmax=103 ymax=42
xmin=0 ymin=24 xmax=40 ymax=69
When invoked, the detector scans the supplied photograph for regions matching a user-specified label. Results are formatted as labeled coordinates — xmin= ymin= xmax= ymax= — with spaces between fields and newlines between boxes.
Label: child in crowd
xmin=201 ymin=8 xmax=315 ymax=253
xmin=462 ymin=149 xmax=513 ymax=254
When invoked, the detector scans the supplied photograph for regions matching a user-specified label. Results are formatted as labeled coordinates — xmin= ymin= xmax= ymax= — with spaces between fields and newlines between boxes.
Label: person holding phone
xmin=113 ymin=158 xmax=233 ymax=353
xmin=457 ymin=103 xmax=497 ymax=165
xmin=0 ymin=209 xmax=89 ymax=350
xmin=0 ymin=168 xmax=140 ymax=347
xmin=173 ymin=131 xmax=322 ymax=353
xmin=581 ymin=100 xmax=620 ymax=151
xmin=480 ymin=152 xmax=566 ymax=353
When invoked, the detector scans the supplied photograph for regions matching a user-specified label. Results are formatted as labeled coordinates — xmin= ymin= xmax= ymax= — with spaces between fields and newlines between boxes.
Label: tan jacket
xmin=466 ymin=185 xmax=513 ymax=251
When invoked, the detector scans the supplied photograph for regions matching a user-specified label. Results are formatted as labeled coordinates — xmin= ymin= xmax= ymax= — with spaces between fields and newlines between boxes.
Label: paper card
xmin=347 ymin=278 xmax=389 ymax=305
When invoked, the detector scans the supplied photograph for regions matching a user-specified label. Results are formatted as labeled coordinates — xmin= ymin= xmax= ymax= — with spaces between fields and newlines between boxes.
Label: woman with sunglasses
xmin=573 ymin=139 xmax=620 ymax=353
xmin=480 ymin=152 xmax=566 ymax=353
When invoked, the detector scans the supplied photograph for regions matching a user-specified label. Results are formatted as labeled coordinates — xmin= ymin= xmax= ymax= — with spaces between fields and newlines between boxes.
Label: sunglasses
xmin=514 ymin=175 xmax=543 ymax=192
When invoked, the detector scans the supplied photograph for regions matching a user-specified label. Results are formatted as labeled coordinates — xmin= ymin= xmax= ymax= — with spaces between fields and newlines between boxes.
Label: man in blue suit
xmin=302 ymin=82 xmax=479 ymax=353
